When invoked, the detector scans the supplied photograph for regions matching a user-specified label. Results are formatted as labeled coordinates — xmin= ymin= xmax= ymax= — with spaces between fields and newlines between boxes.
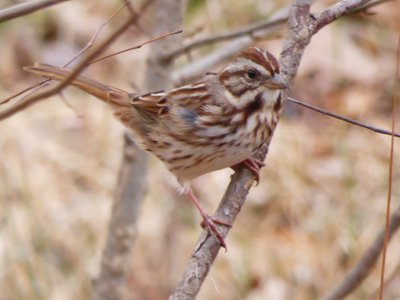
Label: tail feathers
xmin=24 ymin=63 xmax=132 ymax=108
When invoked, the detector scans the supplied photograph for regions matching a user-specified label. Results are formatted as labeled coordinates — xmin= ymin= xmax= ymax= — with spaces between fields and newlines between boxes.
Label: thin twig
xmin=0 ymin=0 xmax=69 ymax=23
xmin=378 ymin=32 xmax=400 ymax=300
xmin=66 ymin=3 xmax=128 ymax=68
xmin=90 ymin=29 xmax=182 ymax=64
xmin=287 ymin=97 xmax=400 ymax=138
xmin=0 ymin=83 xmax=44 ymax=105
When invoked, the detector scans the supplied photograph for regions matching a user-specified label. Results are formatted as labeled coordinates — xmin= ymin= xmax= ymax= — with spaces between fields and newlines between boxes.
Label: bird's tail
xmin=23 ymin=63 xmax=134 ymax=125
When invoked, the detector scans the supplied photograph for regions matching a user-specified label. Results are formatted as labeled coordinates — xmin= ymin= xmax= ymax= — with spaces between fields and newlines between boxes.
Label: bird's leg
xmin=186 ymin=188 xmax=231 ymax=250
xmin=231 ymin=158 xmax=265 ymax=185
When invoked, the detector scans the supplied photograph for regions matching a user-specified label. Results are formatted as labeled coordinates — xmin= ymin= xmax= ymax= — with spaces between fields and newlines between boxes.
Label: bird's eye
xmin=246 ymin=69 xmax=259 ymax=80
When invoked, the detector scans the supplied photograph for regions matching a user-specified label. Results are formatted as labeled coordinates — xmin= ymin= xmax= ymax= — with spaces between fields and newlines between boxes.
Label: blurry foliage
xmin=0 ymin=0 xmax=400 ymax=300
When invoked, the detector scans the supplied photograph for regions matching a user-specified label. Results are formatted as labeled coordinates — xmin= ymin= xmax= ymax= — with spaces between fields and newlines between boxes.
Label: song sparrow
xmin=24 ymin=47 xmax=287 ymax=249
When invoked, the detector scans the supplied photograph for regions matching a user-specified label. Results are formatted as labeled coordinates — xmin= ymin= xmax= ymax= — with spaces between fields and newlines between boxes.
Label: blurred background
xmin=0 ymin=0 xmax=400 ymax=299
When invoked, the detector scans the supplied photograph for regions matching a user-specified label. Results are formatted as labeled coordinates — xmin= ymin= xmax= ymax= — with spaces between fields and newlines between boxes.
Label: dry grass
xmin=1 ymin=1 xmax=400 ymax=299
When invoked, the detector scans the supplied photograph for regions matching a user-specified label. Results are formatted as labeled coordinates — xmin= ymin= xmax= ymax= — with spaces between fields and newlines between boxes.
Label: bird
xmin=24 ymin=47 xmax=287 ymax=249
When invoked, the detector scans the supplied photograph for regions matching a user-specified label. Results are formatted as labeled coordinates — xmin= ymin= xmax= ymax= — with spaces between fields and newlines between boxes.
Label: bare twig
xmin=0 ymin=84 xmax=43 ymax=105
xmin=66 ymin=3 xmax=128 ymax=68
xmin=90 ymin=29 xmax=182 ymax=64
xmin=0 ymin=0 xmax=69 ymax=23
xmin=287 ymin=97 xmax=400 ymax=138
xmin=170 ymin=0 xmax=377 ymax=298
xmin=378 ymin=32 xmax=400 ymax=300
xmin=322 ymin=203 xmax=400 ymax=300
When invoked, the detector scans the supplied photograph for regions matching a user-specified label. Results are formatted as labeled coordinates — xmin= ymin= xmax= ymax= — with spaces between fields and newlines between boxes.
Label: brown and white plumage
xmin=26 ymin=47 xmax=285 ymax=184
xmin=25 ymin=47 xmax=286 ymax=248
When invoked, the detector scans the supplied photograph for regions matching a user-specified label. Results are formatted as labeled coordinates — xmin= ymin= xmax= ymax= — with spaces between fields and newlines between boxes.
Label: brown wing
xmin=129 ymin=79 xmax=211 ymax=119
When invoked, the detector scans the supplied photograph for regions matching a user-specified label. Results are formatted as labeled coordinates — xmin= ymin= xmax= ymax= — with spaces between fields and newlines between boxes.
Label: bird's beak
xmin=265 ymin=74 xmax=288 ymax=90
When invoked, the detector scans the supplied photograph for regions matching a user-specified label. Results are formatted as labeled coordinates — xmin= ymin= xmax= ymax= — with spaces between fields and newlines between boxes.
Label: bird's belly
xmin=167 ymin=146 xmax=252 ymax=182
